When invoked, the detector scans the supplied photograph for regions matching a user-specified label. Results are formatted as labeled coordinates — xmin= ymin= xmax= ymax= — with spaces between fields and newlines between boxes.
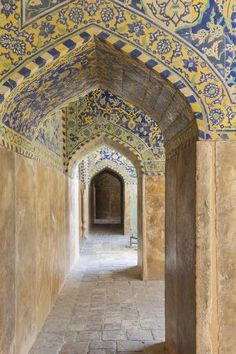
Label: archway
xmin=67 ymin=133 xmax=158 ymax=278
xmin=90 ymin=168 xmax=124 ymax=229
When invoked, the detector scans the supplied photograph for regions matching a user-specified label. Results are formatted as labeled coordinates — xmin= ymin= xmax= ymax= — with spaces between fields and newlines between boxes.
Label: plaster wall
xmin=144 ymin=175 xmax=165 ymax=280
xmin=196 ymin=141 xmax=236 ymax=354
xmin=0 ymin=147 xmax=79 ymax=354
xmin=166 ymin=140 xmax=236 ymax=354
xmin=124 ymin=184 xmax=137 ymax=236
xmin=0 ymin=149 xmax=15 ymax=354
xmin=137 ymin=176 xmax=144 ymax=275
xmin=79 ymin=182 xmax=88 ymax=240
xmin=216 ymin=142 xmax=236 ymax=354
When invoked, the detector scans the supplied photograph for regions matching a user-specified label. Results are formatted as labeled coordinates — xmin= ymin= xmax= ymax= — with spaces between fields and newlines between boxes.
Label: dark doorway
xmin=90 ymin=169 xmax=124 ymax=232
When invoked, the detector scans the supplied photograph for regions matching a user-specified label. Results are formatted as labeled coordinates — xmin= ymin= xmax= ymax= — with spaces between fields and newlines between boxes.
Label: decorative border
xmin=65 ymin=131 xmax=167 ymax=178
xmin=66 ymin=132 xmax=144 ymax=174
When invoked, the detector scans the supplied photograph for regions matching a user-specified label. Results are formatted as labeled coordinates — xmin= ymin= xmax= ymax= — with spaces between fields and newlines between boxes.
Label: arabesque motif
xmin=86 ymin=146 xmax=137 ymax=184
xmin=65 ymin=89 xmax=165 ymax=174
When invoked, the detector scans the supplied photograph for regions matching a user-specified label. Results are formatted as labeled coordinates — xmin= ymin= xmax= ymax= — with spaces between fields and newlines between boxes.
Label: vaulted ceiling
xmin=1 ymin=38 xmax=195 ymax=146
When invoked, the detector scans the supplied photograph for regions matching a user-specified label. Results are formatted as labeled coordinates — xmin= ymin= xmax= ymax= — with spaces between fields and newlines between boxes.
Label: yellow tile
xmin=54 ymin=43 xmax=69 ymax=56
xmin=136 ymin=53 xmax=151 ymax=62
xmin=189 ymin=101 xmax=202 ymax=114
xmin=9 ymin=72 xmax=24 ymax=85
xmin=180 ymin=86 xmax=194 ymax=97
xmin=0 ymin=85 xmax=11 ymax=97
xmin=121 ymin=44 xmax=135 ymax=54
xmin=41 ymin=52 xmax=54 ymax=64
xmin=25 ymin=62 xmax=40 ymax=75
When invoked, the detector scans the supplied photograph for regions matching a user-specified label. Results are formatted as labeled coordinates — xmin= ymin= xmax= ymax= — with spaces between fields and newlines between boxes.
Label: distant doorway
xmin=90 ymin=169 xmax=124 ymax=232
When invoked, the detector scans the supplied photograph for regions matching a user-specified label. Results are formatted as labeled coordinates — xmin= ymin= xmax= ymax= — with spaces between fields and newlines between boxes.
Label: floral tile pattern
xmin=65 ymin=89 xmax=165 ymax=174
xmin=1 ymin=40 xmax=97 ymax=141
xmin=0 ymin=0 xmax=235 ymax=145
xmin=86 ymin=145 xmax=137 ymax=184
xmin=22 ymin=0 xmax=69 ymax=23
xmin=36 ymin=111 xmax=62 ymax=155
xmin=14 ymin=0 xmax=236 ymax=99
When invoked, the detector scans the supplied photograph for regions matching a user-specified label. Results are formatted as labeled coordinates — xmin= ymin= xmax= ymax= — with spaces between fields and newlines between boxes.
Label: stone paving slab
xmin=30 ymin=229 xmax=165 ymax=354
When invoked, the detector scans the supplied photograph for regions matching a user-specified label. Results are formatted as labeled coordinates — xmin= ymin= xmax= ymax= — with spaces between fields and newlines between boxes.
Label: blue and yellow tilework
xmin=0 ymin=0 xmax=235 ymax=163
xmin=64 ymin=89 xmax=165 ymax=175
xmin=86 ymin=146 xmax=137 ymax=184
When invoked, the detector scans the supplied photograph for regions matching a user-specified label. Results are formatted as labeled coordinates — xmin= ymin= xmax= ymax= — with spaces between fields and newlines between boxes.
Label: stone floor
xmin=30 ymin=226 xmax=165 ymax=354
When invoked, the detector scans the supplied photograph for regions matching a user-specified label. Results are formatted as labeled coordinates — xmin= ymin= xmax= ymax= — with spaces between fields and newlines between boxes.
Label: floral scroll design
xmin=88 ymin=146 xmax=137 ymax=179
xmin=144 ymin=0 xmax=204 ymax=27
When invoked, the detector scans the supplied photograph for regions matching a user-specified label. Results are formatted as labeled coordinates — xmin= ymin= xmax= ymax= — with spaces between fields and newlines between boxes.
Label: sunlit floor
xmin=30 ymin=225 xmax=165 ymax=354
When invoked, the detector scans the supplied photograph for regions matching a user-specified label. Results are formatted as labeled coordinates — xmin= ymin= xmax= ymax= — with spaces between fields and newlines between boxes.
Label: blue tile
xmin=198 ymin=130 xmax=207 ymax=139
xmin=175 ymin=81 xmax=186 ymax=89
xmin=34 ymin=56 xmax=46 ymax=67
xmin=186 ymin=95 xmax=197 ymax=103
xmin=160 ymin=70 xmax=171 ymax=79
xmin=145 ymin=59 xmax=157 ymax=68
xmin=130 ymin=49 xmax=142 ymax=58
xmin=220 ymin=133 xmax=229 ymax=140
xmin=0 ymin=94 xmax=5 ymax=103
xmin=80 ymin=31 xmax=91 ymax=42
xmin=48 ymin=48 xmax=60 ymax=59
xmin=97 ymin=31 xmax=110 ymax=40
xmin=114 ymin=40 xmax=126 ymax=49
xmin=3 ymin=79 xmax=17 ymax=90
xmin=194 ymin=112 xmax=203 ymax=119
xmin=19 ymin=67 xmax=31 ymax=78
xmin=63 ymin=39 xmax=76 ymax=50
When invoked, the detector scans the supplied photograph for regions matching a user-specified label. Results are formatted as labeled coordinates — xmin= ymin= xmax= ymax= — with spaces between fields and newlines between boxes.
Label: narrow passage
xmin=30 ymin=226 xmax=165 ymax=354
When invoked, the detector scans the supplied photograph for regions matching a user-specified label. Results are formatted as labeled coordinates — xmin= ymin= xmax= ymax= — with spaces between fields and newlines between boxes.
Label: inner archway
xmin=77 ymin=146 xmax=140 ymax=287
xmin=91 ymin=169 xmax=124 ymax=229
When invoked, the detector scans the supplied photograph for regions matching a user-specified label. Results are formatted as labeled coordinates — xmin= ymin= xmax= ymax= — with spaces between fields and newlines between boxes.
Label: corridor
xmin=30 ymin=228 xmax=165 ymax=354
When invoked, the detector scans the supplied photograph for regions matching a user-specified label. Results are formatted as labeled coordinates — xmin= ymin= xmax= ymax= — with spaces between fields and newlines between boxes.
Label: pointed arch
xmin=67 ymin=133 xmax=144 ymax=177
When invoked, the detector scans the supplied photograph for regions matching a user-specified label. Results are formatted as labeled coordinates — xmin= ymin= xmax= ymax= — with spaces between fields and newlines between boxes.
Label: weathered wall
xmin=144 ymin=175 xmax=165 ymax=280
xmin=166 ymin=140 xmax=236 ymax=354
xmin=0 ymin=149 xmax=15 ymax=354
xmin=137 ymin=176 xmax=144 ymax=276
xmin=196 ymin=141 xmax=236 ymax=354
xmin=216 ymin=142 xmax=236 ymax=354
xmin=124 ymin=184 xmax=137 ymax=236
xmin=79 ymin=182 xmax=89 ymax=240
xmin=0 ymin=147 xmax=79 ymax=354
xmin=165 ymin=141 xmax=196 ymax=354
